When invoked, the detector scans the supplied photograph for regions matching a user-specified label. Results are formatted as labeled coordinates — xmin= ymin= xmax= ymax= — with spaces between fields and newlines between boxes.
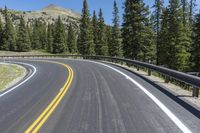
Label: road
xmin=0 ymin=58 xmax=200 ymax=133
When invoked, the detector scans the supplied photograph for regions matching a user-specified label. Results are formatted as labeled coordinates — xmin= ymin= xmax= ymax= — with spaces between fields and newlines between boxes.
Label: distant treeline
xmin=0 ymin=6 xmax=78 ymax=54
xmin=0 ymin=0 xmax=200 ymax=72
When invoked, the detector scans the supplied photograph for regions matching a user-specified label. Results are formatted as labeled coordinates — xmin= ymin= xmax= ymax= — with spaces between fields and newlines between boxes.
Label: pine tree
xmin=153 ymin=0 xmax=164 ymax=64
xmin=167 ymin=0 xmax=191 ymax=71
xmin=92 ymin=10 xmax=98 ymax=54
xmin=67 ymin=23 xmax=77 ymax=53
xmin=106 ymin=26 xmax=113 ymax=56
xmin=122 ymin=0 xmax=135 ymax=59
xmin=46 ymin=24 xmax=53 ymax=53
xmin=182 ymin=0 xmax=188 ymax=25
xmin=189 ymin=0 xmax=196 ymax=25
xmin=40 ymin=22 xmax=47 ymax=50
xmin=31 ymin=19 xmax=40 ymax=49
xmin=122 ymin=0 xmax=151 ymax=60
xmin=191 ymin=12 xmax=200 ymax=72
xmin=141 ymin=17 xmax=156 ymax=62
xmin=16 ymin=16 xmax=31 ymax=52
xmin=31 ymin=20 xmax=48 ymax=50
xmin=78 ymin=0 xmax=95 ymax=55
xmin=110 ymin=0 xmax=121 ymax=57
xmin=0 ymin=18 xmax=3 ymax=50
xmin=176 ymin=21 xmax=191 ymax=71
xmin=26 ymin=24 xmax=32 ymax=46
xmin=2 ymin=6 xmax=16 ymax=51
xmin=52 ymin=16 xmax=66 ymax=53
xmin=96 ymin=9 xmax=108 ymax=55
xmin=159 ymin=8 xmax=171 ymax=65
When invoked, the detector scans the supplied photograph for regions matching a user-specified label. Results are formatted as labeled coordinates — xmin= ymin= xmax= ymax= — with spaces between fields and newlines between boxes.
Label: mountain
xmin=42 ymin=4 xmax=80 ymax=18
xmin=0 ymin=4 xmax=81 ymax=28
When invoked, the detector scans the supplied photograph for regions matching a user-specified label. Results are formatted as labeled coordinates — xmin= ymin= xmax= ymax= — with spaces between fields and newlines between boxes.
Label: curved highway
xmin=0 ymin=58 xmax=200 ymax=133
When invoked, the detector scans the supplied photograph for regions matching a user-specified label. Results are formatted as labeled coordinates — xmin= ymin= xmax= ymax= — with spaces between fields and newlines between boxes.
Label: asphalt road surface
xmin=0 ymin=58 xmax=200 ymax=133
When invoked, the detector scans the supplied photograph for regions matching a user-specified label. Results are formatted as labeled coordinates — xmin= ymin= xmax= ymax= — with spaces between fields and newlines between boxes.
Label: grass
xmin=0 ymin=64 xmax=26 ymax=91
xmin=0 ymin=50 xmax=51 ymax=56
xmin=0 ymin=50 xmax=79 ymax=56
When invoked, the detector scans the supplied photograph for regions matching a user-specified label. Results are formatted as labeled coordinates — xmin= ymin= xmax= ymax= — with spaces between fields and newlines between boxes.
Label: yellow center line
xmin=25 ymin=61 xmax=74 ymax=133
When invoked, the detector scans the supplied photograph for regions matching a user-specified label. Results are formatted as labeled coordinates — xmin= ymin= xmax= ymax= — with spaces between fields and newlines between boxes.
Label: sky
xmin=0 ymin=0 xmax=200 ymax=25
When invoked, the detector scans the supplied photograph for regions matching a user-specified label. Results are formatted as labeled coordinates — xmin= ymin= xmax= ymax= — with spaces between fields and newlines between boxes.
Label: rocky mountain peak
xmin=42 ymin=4 xmax=65 ymax=11
xmin=41 ymin=4 xmax=81 ymax=18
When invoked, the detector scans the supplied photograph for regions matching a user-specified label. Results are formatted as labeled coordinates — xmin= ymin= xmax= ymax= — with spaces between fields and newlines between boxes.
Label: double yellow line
xmin=25 ymin=61 xmax=74 ymax=133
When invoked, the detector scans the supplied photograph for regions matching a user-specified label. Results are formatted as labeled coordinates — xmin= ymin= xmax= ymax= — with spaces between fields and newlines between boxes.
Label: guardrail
xmin=1 ymin=54 xmax=199 ymax=97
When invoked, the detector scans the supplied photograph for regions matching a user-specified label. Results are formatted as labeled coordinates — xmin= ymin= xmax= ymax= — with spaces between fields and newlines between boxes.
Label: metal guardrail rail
xmin=1 ymin=54 xmax=199 ymax=97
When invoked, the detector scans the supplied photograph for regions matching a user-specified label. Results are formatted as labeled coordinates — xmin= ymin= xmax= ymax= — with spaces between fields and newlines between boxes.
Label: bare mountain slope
xmin=0 ymin=4 xmax=81 ymax=28
xmin=42 ymin=4 xmax=80 ymax=18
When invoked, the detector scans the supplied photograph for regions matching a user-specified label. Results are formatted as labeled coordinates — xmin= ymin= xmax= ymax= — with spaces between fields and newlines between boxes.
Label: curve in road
xmin=0 ymin=58 xmax=200 ymax=133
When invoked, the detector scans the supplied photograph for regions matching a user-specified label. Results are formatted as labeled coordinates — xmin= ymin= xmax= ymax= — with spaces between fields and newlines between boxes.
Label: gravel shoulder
xmin=0 ymin=63 xmax=27 ymax=91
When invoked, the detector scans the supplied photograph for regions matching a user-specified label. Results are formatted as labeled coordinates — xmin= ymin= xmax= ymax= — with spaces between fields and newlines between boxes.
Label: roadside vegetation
xmin=0 ymin=64 xmax=26 ymax=91
xmin=0 ymin=50 xmax=51 ymax=56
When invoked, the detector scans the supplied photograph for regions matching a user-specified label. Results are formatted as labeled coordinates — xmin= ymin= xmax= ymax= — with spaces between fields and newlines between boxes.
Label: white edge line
xmin=66 ymin=59 xmax=192 ymax=133
xmin=0 ymin=62 xmax=37 ymax=97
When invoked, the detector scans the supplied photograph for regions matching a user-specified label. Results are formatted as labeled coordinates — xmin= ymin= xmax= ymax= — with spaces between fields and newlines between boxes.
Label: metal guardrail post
xmin=148 ymin=69 xmax=151 ymax=76
xmin=147 ymin=59 xmax=151 ymax=76
xmin=137 ymin=66 xmax=139 ymax=71
xmin=165 ymin=76 xmax=170 ymax=83
xmin=192 ymin=87 xmax=199 ymax=97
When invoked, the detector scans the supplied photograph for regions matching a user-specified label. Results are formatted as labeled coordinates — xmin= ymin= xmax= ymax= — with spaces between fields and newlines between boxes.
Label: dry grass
xmin=0 ymin=63 xmax=26 ymax=91
xmin=0 ymin=50 xmax=50 ymax=56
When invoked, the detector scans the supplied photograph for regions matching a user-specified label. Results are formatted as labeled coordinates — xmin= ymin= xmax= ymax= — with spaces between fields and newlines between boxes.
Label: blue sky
xmin=0 ymin=0 xmax=199 ymax=25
